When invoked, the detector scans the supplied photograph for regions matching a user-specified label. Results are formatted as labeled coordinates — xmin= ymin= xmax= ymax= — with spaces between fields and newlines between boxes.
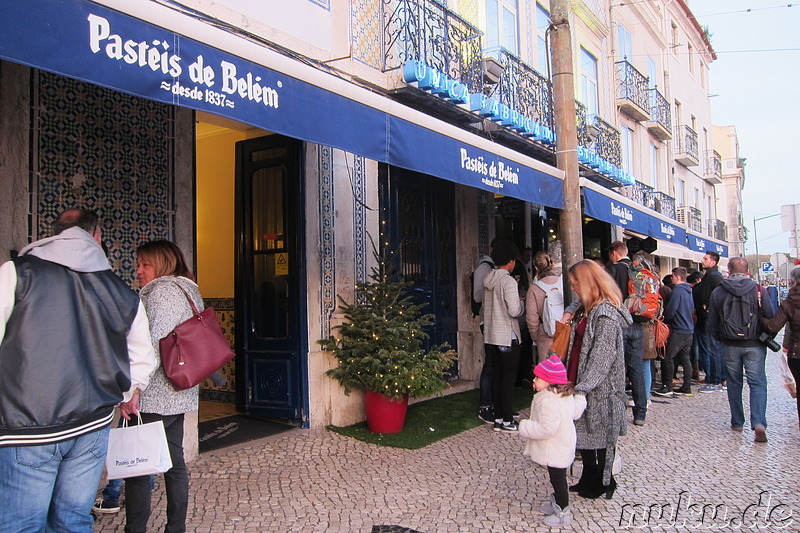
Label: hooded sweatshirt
xmin=0 ymin=227 xmax=156 ymax=447
xmin=664 ymin=282 xmax=694 ymax=334
xmin=708 ymin=273 xmax=775 ymax=347
xmin=482 ymin=268 xmax=524 ymax=346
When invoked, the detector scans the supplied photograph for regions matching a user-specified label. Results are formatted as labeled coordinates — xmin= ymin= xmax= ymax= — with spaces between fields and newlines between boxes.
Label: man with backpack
xmin=695 ymin=251 xmax=725 ymax=393
xmin=607 ymin=241 xmax=648 ymax=427
xmin=707 ymin=257 xmax=775 ymax=443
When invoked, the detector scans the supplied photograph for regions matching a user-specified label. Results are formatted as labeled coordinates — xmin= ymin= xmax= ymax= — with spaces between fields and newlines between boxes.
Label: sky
xmin=690 ymin=0 xmax=800 ymax=257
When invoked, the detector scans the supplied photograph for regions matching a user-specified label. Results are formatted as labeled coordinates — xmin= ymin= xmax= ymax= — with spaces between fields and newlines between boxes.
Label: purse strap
xmin=171 ymin=280 xmax=201 ymax=318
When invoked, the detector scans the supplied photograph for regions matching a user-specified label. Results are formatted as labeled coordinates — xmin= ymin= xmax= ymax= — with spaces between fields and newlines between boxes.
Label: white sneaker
xmin=543 ymin=504 xmax=572 ymax=527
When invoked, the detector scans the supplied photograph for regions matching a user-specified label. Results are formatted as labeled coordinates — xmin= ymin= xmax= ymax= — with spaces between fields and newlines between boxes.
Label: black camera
xmin=759 ymin=332 xmax=781 ymax=352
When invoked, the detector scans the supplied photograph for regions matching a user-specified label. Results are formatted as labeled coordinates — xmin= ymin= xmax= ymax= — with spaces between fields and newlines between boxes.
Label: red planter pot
xmin=364 ymin=390 xmax=409 ymax=434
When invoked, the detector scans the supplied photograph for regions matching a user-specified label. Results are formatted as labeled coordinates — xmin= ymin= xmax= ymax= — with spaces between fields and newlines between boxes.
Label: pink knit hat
xmin=534 ymin=355 xmax=569 ymax=385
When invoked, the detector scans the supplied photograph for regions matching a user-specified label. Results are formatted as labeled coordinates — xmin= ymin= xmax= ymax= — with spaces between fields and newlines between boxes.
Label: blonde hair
xmin=136 ymin=240 xmax=193 ymax=280
xmin=568 ymin=259 xmax=623 ymax=312
xmin=533 ymin=251 xmax=554 ymax=279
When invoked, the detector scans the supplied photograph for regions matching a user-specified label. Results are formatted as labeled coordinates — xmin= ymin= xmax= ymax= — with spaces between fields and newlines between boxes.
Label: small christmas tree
xmin=319 ymin=243 xmax=456 ymax=401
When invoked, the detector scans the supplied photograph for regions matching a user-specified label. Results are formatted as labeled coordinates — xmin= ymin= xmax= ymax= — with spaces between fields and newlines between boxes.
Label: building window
xmin=621 ymin=125 xmax=634 ymax=174
xmin=536 ymin=3 xmax=550 ymax=75
xmin=647 ymin=56 xmax=657 ymax=88
xmin=694 ymin=187 xmax=700 ymax=209
xmin=617 ymin=24 xmax=632 ymax=60
xmin=580 ymin=46 xmax=599 ymax=117
xmin=677 ymin=178 xmax=685 ymax=207
xmin=688 ymin=42 xmax=695 ymax=74
xmin=650 ymin=143 xmax=659 ymax=189
xmin=486 ymin=0 xmax=518 ymax=54
xmin=671 ymin=21 xmax=679 ymax=52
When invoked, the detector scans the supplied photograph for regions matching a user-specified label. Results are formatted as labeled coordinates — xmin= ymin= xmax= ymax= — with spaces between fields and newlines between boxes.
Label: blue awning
xmin=0 ymin=0 xmax=565 ymax=208
xmin=581 ymin=181 xmax=729 ymax=258
xmin=582 ymin=184 xmax=687 ymax=245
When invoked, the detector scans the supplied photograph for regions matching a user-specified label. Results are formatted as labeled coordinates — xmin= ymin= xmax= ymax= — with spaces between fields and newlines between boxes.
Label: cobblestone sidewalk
xmin=94 ymin=355 xmax=800 ymax=532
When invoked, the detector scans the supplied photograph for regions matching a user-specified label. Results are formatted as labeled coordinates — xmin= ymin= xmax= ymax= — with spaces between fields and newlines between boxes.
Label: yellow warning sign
xmin=275 ymin=253 xmax=288 ymax=276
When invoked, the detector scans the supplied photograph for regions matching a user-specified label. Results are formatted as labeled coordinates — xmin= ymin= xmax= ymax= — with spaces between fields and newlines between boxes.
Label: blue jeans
xmin=697 ymin=322 xmax=725 ymax=384
xmin=624 ymin=323 xmax=647 ymax=421
xmin=723 ymin=344 xmax=768 ymax=430
xmin=642 ymin=359 xmax=652 ymax=398
xmin=0 ymin=426 xmax=110 ymax=532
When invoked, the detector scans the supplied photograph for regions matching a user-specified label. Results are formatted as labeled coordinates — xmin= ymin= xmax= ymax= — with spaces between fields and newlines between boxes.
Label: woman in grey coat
xmin=120 ymin=240 xmax=202 ymax=533
xmin=563 ymin=260 xmax=631 ymax=500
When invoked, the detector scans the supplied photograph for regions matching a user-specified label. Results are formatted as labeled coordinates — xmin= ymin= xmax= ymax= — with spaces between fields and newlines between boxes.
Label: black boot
xmin=580 ymin=449 xmax=617 ymax=499
xmin=569 ymin=449 xmax=596 ymax=493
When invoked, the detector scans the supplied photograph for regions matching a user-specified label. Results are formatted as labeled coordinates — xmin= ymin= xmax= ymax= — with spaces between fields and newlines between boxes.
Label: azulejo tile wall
xmin=32 ymin=71 xmax=175 ymax=286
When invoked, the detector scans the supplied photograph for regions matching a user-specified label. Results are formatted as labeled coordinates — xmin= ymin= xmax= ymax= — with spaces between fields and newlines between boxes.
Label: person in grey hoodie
xmin=656 ymin=267 xmax=695 ymax=397
xmin=708 ymin=257 xmax=775 ymax=443
xmin=0 ymin=208 xmax=156 ymax=532
xmin=482 ymin=239 xmax=524 ymax=432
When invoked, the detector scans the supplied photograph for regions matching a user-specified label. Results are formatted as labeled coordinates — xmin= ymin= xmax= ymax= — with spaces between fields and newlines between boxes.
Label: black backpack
xmin=469 ymin=260 xmax=494 ymax=317
xmin=718 ymin=286 xmax=760 ymax=341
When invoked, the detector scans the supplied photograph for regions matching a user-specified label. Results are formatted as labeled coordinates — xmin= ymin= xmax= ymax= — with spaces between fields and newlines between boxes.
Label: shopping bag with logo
xmin=105 ymin=415 xmax=172 ymax=480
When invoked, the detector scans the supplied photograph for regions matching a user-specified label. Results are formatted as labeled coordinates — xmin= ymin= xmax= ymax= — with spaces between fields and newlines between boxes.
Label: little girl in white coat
xmin=519 ymin=355 xmax=587 ymax=528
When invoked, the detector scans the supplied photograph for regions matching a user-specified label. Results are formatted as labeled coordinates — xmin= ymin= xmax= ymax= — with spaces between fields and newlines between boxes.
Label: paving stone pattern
xmin=94 ymin=355 xmax=800 ymax=532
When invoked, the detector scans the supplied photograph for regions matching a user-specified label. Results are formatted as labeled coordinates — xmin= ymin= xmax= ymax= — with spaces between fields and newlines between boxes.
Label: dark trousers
xmin=548 ymin=466 xmax=569 ymax=509
xmin=663 ymin=332 xmax=693 ymax=390
xmin=125 ymin=413 xmax=189 ymax=533
xmin=479 ymin=324 xmax=493 ymax=408
xmin=490 ymin=341 xmax=520 ymax=422
xmin=623 ymin=323 xmax=647 ymax=421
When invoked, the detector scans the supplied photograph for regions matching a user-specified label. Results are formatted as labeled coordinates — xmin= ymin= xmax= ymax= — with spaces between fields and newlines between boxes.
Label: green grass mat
xmin=327 ymin=387 xmax=533 ymax=449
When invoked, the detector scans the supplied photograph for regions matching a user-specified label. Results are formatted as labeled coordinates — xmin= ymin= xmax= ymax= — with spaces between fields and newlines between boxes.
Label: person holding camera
xmin=760 ymin=266 xmax=800 ymax=428
xmin=707 ymin=257 xmax=775 ymax=443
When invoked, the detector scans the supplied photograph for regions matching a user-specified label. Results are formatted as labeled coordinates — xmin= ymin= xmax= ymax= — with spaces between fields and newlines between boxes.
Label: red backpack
xmin=624 ymin=255 xmax=662 ymax=321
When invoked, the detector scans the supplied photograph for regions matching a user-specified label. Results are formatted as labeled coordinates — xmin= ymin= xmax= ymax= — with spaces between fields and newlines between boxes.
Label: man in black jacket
xmin=694 ymin=251 xmax=725 ymax=393
xmin=607 ymin=241 xmax=647 ymax=426
xmin=0 ymin=209 xmax=156 ymax=531
xmin=708 ymin=257 xmax=775 ymax=443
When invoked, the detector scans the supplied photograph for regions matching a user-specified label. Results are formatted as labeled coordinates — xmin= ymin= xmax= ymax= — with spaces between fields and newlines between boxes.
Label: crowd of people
xmin=0 ymin=208 xmax=205 ymax=532
xmin=473 ymin=238 xmax=794 ymax=528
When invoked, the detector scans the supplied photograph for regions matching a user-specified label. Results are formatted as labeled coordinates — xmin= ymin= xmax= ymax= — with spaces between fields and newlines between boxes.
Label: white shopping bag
xmin=105 ymin=416 xmax=172 ymax=480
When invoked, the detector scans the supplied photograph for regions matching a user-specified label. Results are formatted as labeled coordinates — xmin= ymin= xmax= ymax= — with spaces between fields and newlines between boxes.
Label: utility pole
xmin=549 ymin=0 xmax=582 ymax=296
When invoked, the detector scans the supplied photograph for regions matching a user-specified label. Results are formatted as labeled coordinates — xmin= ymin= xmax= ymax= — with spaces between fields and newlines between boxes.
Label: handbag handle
xmin=171 ymin=281 xmax=203 ymax=320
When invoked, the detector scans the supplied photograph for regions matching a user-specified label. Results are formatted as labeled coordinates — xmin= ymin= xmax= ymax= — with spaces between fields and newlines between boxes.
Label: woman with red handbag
xmin=120 ymin=240 xmax=202 ymax=533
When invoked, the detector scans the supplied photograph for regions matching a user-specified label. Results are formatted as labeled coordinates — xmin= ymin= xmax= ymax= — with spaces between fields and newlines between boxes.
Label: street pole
xmin=753 ymin=213 xmax=780 ymax=284
xmin=549 ymin=0 xmax=582 ymax=299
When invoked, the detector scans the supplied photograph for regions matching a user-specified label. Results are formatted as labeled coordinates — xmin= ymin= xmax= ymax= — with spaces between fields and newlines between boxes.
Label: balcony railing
xmin=651 ymin=191 xmax=676 ymax=220
xmin=382 ymin=0 xmax=484 ymax=93
xmin=576 ymin=100 xmax=622 ymax=168
xmin=618 ymin=181 xmax=678 ymax=221
xmin=677 ymin=206 xmax=702 ymax=232
xmin=486 ymin=47 xmax=553 ymax=130
xmin=646 ymin=88 xmax=671 ymax=140
xmin=615 ymin=60 xmax=650 ymax=121
xmin=675 ymin=125 xmax=699 ymax=167
xmin=704 ymin=150 xmax=722 ymax=183
xmin=707 ymin=219 xmax=727 ymax=241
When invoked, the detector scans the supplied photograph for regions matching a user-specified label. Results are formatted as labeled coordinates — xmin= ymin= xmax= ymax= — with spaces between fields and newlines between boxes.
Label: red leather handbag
xmin=159 ymin=285 xmax=235 ymax=390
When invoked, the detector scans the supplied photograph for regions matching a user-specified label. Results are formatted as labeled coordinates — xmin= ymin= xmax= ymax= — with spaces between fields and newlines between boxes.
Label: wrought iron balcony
xmin=576 ymin=100 xmax=622 ymax=167
xmin=674 ymin=125 xmax=699 ymax=167
xmin=618 ymin=181 xmax=678 ymax=221
xmin=618 ymin=181 xmax=654 ymax=208
xmin=382 ymin=0 xmax=484 ymax=93
xmin=615 ymin=60 xmax=650 ymax=122
xmin=677 ymin=206 xmax=702 ymax=232
xmin=651 ymin=191 xmax=676 ymax=220
xmin=706 ymin=218 xmax=727 ymax=240
xmin=485 ymin=47 xmax=553 ymax=130
xmin=703 ymin=150 xmax=722 ymax=184
xmin=646 ymin=88 xmax=671 ymax=140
